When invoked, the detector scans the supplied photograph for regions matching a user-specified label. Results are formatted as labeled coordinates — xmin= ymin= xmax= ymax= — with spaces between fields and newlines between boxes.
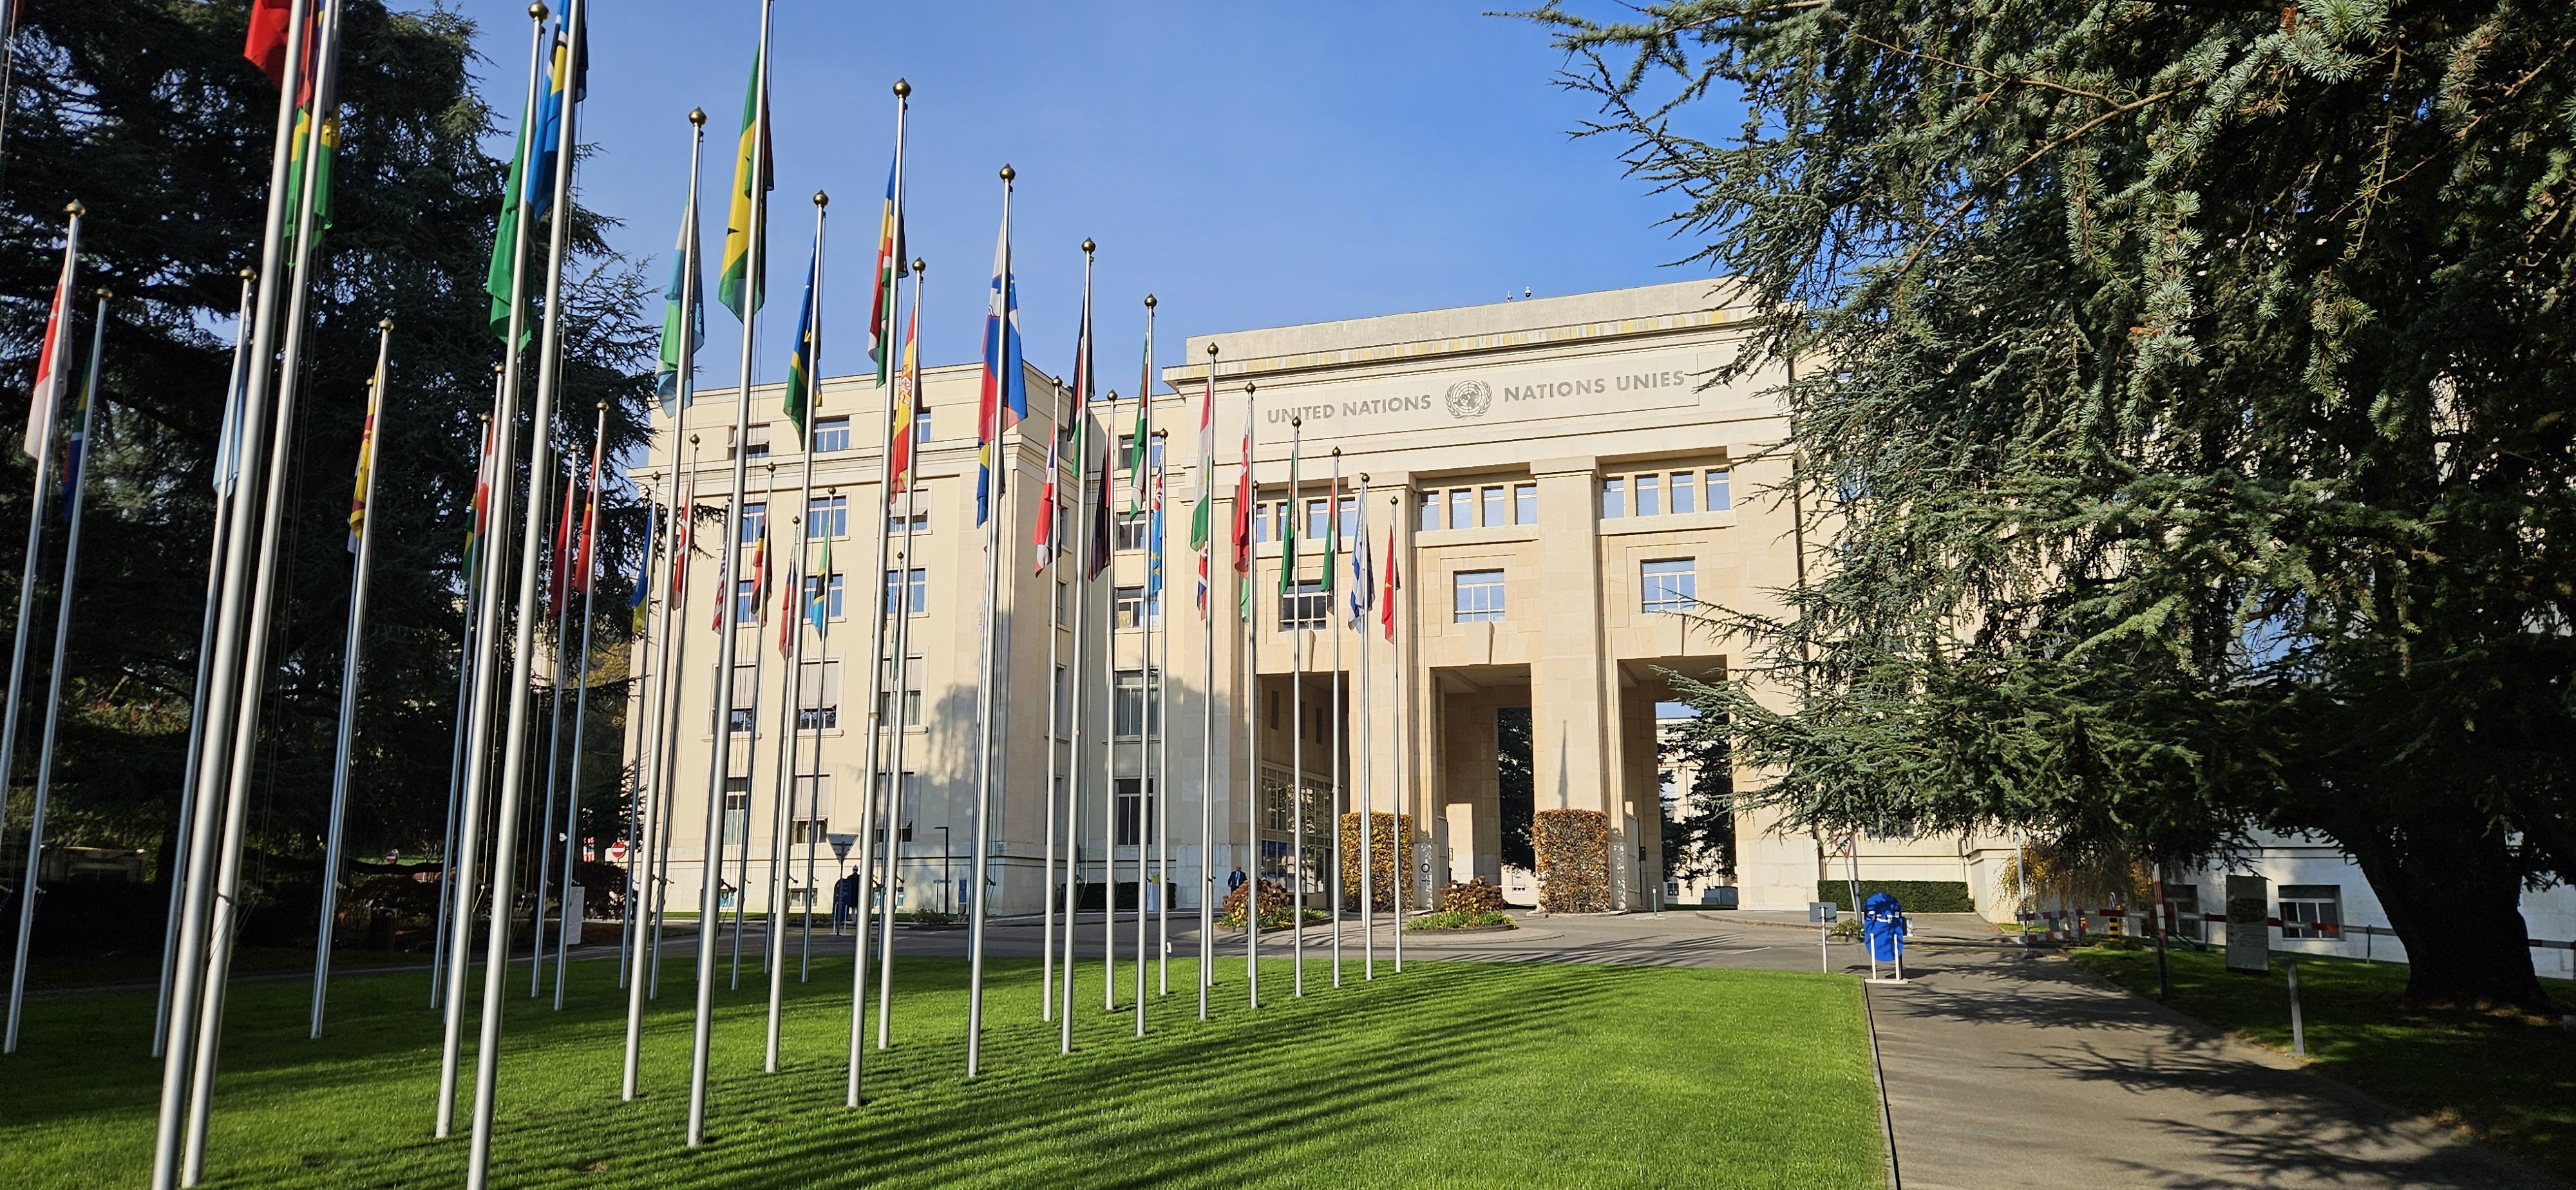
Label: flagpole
xmin=1132 ymin=321 xmax=1155 ymax=1039
xmin=433 ymin=392 xmax=498 ymax=1014
xmin=963 ymin=164 xmax=1014 ymax=1079
xmin=155 ymin=268 xmax=251 ymax=1059
xmin=148 ymin=0 xmax=303 ymax=1168
xmin=1057 ymin=242 xmax=1094 ymax=1052
xmin=690 ymin=0 xmax=772 ymax=1142
xmin=532 ymin=455 xmax=580 ymax=999
xmin=430 ymin=6 xmax=547 ymax=1148
xmin=1358 ymin=477 xmax=1374 ymax=979
xmin=1242 ymin=381 xmax=1260 ymax=1010
xmin=1197 ymin=343 xmax=1217 ymax=1021
xmin=464 ymin=0 xmax=587 ymax=1176
xmin=874 ymin=254 xmax=923 ymax=1054
xmin=764 ymin=189 xmax=825 ymax=1072
xmin=1289 ymin=417 xmax=1306 ymax=997
xmin=642 ymin=108 xmax=709 ymax=1017
xmin=1395 ymin=493 xmax=1412 ymax=972
xmin=3 ymin=287 xmax=106 ymax=1052
xmin=1154 ymin=448 xmax=1172 ymax=1002
xmin=555 ymin=402 xmax=609 ymax=1008
xmin=181 ymin=0 xmax=342 ymax=1173
xmin=1329 ymin=448 xmax=1343 ymax=989
xmin=617 ymin=469 xmax=660 ymax=999
xmin=307 ymin=319 xmax=393 ymax=1039
xmin=1102 ymin=386 xmax=1124 ymax=1018
xmin=1040 ymin=373 xmax=1063 ymax=1023
xmin=734 ymin=466 xmax=777 ymax=991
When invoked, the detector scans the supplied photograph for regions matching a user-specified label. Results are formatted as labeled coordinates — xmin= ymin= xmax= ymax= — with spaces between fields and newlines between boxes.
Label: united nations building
xmin=624 ymin=278 xmax=1838 ymax=927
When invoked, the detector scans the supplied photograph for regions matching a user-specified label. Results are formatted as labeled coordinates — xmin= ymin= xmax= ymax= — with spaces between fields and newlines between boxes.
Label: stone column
xmin=1530 ymin=457 xmax=1613 ymax=903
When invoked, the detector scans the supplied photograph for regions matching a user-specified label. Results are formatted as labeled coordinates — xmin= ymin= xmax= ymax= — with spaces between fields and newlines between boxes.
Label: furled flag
xmin=1230 ymin=396 xmax=1253 ymax=600
xmin=706 ymin=542 xmax=730 ymax=634
xmin=1320 ymin=472 xmax=1338 ymax=598
xmin=281 ymin=5 xmax=339 ymax=269
xmin=59 ymin=350 xmax=93 ymax=523
xmin=974 ymin=207 xmax=1025 ymax=525
xmin=1084 ymin=415 xmax=1112 ymax=581
xmin=868 ymin=156 xmax=905 ymax=384
xmin=1145 ymin=458 xmax=1166 ymax=606
xmin=672 ymin=470 xmax=694 ymax=599
xmin=776 ymin=523 xmax=800 ymax=657
xmin=526 ymin=14 xmax=587 ymax=220
xmin=1126 ymin=352 xmax=1151 ymax=514
xmin=1276 ymin=431 xmax=1300 ymax=598
xmin=346 ymin=380 xmax=379 ymax=552
xmin=717 ymin=42 xmax=773 ymax=319
xmin=654 ymin=193 xmax=705 ymax=414
xmin=784 ymin=247 xmax=819 ymax=446
xmin=1189 ymin=365 xmax=1214 ymax=616
xmin=629 ymin=500 xmax=656 ymax=634
xmin=243 ymin=0 xmax=294 ymax=86
xmin=887 ymin=292 xmax=919 ymax=502
xmin=750 ymin=522 xmax=770 ymax=628
xmin=806 ymin=533 xmax=832 ymax=638
xmin=1031 ymin=412 xmax=1059 ymax=574
xmin=546 ymin=463 xmax=578 ymax=619
xmin=462 ymin=418 xmax=494 ymax=590
xmin=1350 ymin=485 xmax=1372 ymax=630
xmin=1380 ymin=522 xmax=1401 ymax=641
xmin=24 ymin=229 xmax=76 ymax=462
xmin=574 ymin=441 xmax=601 ymax=596
xmin=484 ymin=65 xmax=536 ymax=343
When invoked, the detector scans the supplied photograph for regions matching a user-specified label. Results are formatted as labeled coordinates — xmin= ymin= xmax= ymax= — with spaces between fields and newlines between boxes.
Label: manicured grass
xmin=2074 ymin=945 xmax=2576 ymax=1178
xmin=3 ymin=953 xmax=1884 ymax=1188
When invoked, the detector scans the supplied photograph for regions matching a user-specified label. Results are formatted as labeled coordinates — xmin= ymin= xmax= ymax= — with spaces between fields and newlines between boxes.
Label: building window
xmin=727 ymin=665 xmax=757 ymax=732
xmin=794 ymin=659 xmax=841 ymax=730
xmin=1668 ymin=471 xmax=1696 ymax=515
xmin=876 ymin=656 xmax=923 ymax=728
xmin=1115 ymin=779 xmax=1158 ymax=845
xmin=744 ymin=423 xmax=771 ymax=460
xmin=1055 ymin=580 xmax=1069 ymax=628
xmin=1115 ymin=508 xmax=1149 ymax=552
xmin=1448 ymin=487 xmax=1473 ymax=530
xmin=1600 ymin=478 xmax=1624 ymax=519
xmin=1481 ymin=486 xmax=1504 ymax=528
xmin=802 ymin=572 xmax=846 ymax=619
xmin=875 ymin=771 xmax=921 ymax=841
xmin=1263 ymin=768 xmax=1292 ymax=832
xmin=1705 ymin=469 xmax=1731 ymax=511
xmin=1054 ymin=665 xmax=1069 ymax=735
xmin=1641 ymin=558 xmax=1696 ymax=613
xmin=723 ymin=780 xmax=750 ymax=845
xmin=1113 ymin=668 xmax=1161 ymax=737
xmin=1303 ymin=498 xmax=1329 ymax=542
xmin=1267 ymin=689 xmax=1280 ymax=730
xmin=1417 ymin=492 xmax=1441 ymax=533
xmin=1513 ymin=483 xmax=1537 ymax=525
xmin=734 ymin=579 xmax=758 ymax=625
xmin=808 ymin=495 xmax=849 ymax=538
xmin=790 ymin=817 xmax=828 ymax=845
xmin=1115 ymin=433 xmax=1164 ymax=479
xmin=813 ymin=416 xmax=851 ymax=453
xmin=1280 ymin=580 xmax=1329 ymax=630
xmin=2279 ymin=885 xmax=2342 ymax=940
xmin=889 ymin=485 xmax=929 ymax=534
xmin=1338 ymin=495 xmax=1359 ymax=542
xmin=1453 ymin=569 xmax=1505 ymax=623
xmin=882 ymin=567 xmax=926 ymax=618
xmin=1635 ymin=473 xmax=1662 ymax=517
xmin=1113 ymin=586 xmax=1162 ymax=630
xmin=911 ymin=408 xmax=933 ymax=447
xmin=740 ymin=502 xmax=768 ymax=543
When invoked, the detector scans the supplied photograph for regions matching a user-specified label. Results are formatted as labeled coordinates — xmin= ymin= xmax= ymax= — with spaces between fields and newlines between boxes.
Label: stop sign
xmin=607 ymin=842 xmax=630 ymax=864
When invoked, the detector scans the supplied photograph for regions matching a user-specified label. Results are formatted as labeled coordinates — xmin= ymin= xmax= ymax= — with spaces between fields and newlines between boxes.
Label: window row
xmin=1418 ymin=484 xmax=1538 ymax=532
xmin=1602 ymin=469 xmax=1730 ymax=520
xmin=735 ymin=411 xmax=934 ymax=460
xmin=732 ymin=489 xmax=929 ymax=545
xmin=1437 ymin=558 xmax=1699 ymax=623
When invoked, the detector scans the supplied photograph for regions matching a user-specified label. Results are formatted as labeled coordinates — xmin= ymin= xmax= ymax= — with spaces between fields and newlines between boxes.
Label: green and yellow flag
xmin=484 ymin=90 xmax=533 ymax=343
xmin=718 ymin=46 xmax=772 ymax=319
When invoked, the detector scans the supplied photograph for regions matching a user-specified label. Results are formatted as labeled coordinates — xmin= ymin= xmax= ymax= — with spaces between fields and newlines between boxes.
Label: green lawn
xmin=2074 ymin=945 xmax=2576 ymax=1178
xmin=3 ymin=954 xmax=1884 ymax=1188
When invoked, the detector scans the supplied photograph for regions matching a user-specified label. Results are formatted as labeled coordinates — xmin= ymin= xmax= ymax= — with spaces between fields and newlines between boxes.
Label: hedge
xmin=1335 ymin=812 xmax=1414 ymax=911
xmin=1815 ymin=880 xmax=1975 ymax=914
xmin=1533 ymin=809 xmax=1610 ymax=912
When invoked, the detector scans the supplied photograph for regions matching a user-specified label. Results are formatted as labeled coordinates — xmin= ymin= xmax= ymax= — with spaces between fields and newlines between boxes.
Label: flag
xmin=750 ymin=525 xmax=770 ymax=628
xmin=463 ymin=418 xmax=495 ymax=590
xmin=1031 ymin=417 xmax=1059 ymax=574
xmin=1084 ymin=426 xmax=1111 ymax=581
xmin=629 ymin=501 xmax=656 ymax=634
xmin=784 ymin=247 xmax=818 ymax=445
xmin=526 ymin=15 xmax=587 ymax=220
xmin=1189 ymin=368 xmax=1214 ymax=616
xmin=574 ymin=444 xmax=601 ymax=594
xmin=887 ymin=295 xmax=919 ymax=501
xmin=776 ymin=527 xmax=799 ymax=657
xmin=1277 ymin=433 xmax=1299 ymax=598
xmin=485 ymin=75 xmax=535 ymax=342
xmin=654 ymin=194 xmax=705 ymax=413
xmin=281 ymin=6 xmax=338 ymax=269
xmin=1145 ymin=462 xmax=1166 ymax=603
xmin=974 ymin=208 xmax=1025 ymax=525
xmin=24 ymin=240 xmax=73 ymax=460
xmin=671 ymin=471 xmax=694 ymax=598
xmin=59 ymin=360 xmax=93 ymax=522
xmin=806 ymin=533 xmax=832 ymax=638
xmin=547 ymin=465 xmax=577 ymax=619
xmin=346 ymin=381 xmax=379 ymax=552
xmin=1231 ymin=397 xmax=1253 ymax=621
xmin=1126 ymin=343 xmax=1151 ymax=515
xmin=1320 ymin=473 xmax=1338 ymax=597
xmin=243 ymin=0 xmax=292 ymax=86
xmin=706 ymin=542 xmax=730 ymax=634
xmin=868 ymin=156 xmax=904 ymax=384
xmin=717 ymin=44 xmax=772 ymax=319
xmin=1381 ymin=524 xmax=1401 ymax=642
xmin=1350 ymin=488 xmax=1372 ymax=629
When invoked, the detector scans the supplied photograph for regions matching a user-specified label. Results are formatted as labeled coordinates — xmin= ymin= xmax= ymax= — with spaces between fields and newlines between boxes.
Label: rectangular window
xmin=1600 ymin=478 xmax=1624 ymax=519
xmin=1054 ymin=665 xmax=1069 ymax=735
xmin=1705 ymin=469 xmax=1731 ymax=512
xmin=1417 ymin=491 xmax=1441 ymax=533
xmin=734 ymin=579 xmax=758 ymax=625
xmin=790 ymin=817 xmax=829 ymax=845
xmin=1055 ymin=580 xmax=1069 ymax=628
xmin=740 ymin=502 xmax=768 ymax=543
xmin=1113 ymin=586 xmax=1162 ymax=630
xmin=882 ymin=568 xmax=926 ymax=617
xmin=1262 ymin=768 xmax=1292 ymax=832
xmin=875 ymin=771 xmax=921 ymax=841
xmin=727 ymin=665 xmax=757 ymax=732
xmin=1113 ymin=668 xmax=1162 ymax=737
xmin=1115 ymin=508 xmax=1149 ymax=552
xmin=1481 ymin=486 xmax=1504 ymax=528
xmin=722 ymin=781 xmax=750 ymax=845
xmin=1641 ymin=558 xmax=1696 ymax=613
xmin=1115 ymin=433 xmax=1166 ymax=479
xmin=2279 ymin=885 xmax=2342 ymax=940
xmin=813 ymin=416 xmax=851 ymax=453
xmin=875 ymin=656 xmax=923 ymax=728
xmin=1513 ymin=483 xmax=1537 ymax=525
xmin=1115 ymin=779 xmax=1158 ymax=845
xmin=744 ymin=423 xmax=771 ymax=460
xmin=1267 ymin=689 xmax=1280 ymax=731
xmin=1635 ymin=474 xmax=1662 ymax=516
xmin=1454 ymin=569 xmax=1505 ymax=623
xmin=1448 ymin=488 xmax=1474 ymax=530
xmin=1253 ymin=500 xmax=1272 ymax=544
xmin=1668 ymin=472 xmax=1696 ymax=515
xmin=795 ymin=659 xmax=841 ymax=730
xmin=887 ymin=485 xmax=929 ymax=533
xmin=802 ymin=572 xmax=846 ymax=619
xmin=912 ymin=408 xmax=933 ymax=447
xmin=1338 ymin=496 xmax=1359 ymax=542
xmin=808 ymin=495 xmax=849 ymax=538
xmin=1280 ymin=580 xmax=1329 ymax=630
xmin=1305 ymin=498 xmax=1330 ymax=543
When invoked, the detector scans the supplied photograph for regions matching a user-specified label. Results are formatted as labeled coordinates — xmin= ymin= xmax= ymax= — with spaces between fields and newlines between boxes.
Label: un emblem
xmin=1443 ymin=379 xmax=1493 ymax=420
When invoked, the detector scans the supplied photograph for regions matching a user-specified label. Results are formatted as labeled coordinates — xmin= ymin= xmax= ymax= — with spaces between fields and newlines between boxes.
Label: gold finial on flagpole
xmin=1000 ymin=164 xmax=1016 ymax=183
xmin=1082 ymin=238 xmax=1095 ymax=254
xmin=911 ymin=258 xmax=925 ymax=274
xmin=689 ymin=108 xmax=706 ymax=127
xmin=1145 ymin=294 xmax=1157 ymax=310
xmin=528 ymin=4 xmax=547 ymax=21
xmin=379 ymin=318 xmax=394 ymax=331
xmin=894 ymin=79 xmax=911 ymax=99
xmin=814 ymin=192 xmax=828 ymax=208
xmin=65 ymin=200 xmax=84 ymax=216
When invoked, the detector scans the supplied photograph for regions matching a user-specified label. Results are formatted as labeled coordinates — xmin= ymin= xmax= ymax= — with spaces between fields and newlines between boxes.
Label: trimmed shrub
xmin=1336 ymin=812 xmax=1413 ymax=911
xmin=1439 ymin=878 xmax=1506 ymax=915
xmin=1815 ymin=880 xmax=1975 ymax=914
xmin=1218 ymin=881 xmax=1323 ymax=929
xmin=1533 ymin=808 xmax=1610 ymax=912
xmin=1407 ymin=910 xmax=1515 ymax=932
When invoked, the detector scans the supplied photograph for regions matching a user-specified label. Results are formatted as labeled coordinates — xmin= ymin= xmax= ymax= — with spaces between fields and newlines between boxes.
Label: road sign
xmin=1809 ymin=901 xmax=1839 ymax=924
xmin=606 ymin=842 xmax=630 ymax=864
xmin=828 ymin=833 xmax=857 ymax=860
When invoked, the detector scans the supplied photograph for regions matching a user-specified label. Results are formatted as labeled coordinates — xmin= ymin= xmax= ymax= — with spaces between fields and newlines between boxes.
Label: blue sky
xmin=446 ymin=0 xmax=1710 ymax=393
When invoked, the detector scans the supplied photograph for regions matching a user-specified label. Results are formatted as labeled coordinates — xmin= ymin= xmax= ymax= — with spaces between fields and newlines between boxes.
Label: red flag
xmin=547 ymin=468 xmax=577 ymax=619
xmin=670 ymin=473 xmax=693 ymax=598
xmin=1380 ymin=525 xmax=1400 ymax=642
xmin=23 ymin=249 xmax=73 ymax=461
xmin=1229 ymin=410 xmax=1253 ymax=577
xmin=244 ymin=0 xmax=294 ymax=86
xmin=1031 ymin=427 xmax=1059 ymax=574
xmin=573 ymin=447 xmax=602 ymax=594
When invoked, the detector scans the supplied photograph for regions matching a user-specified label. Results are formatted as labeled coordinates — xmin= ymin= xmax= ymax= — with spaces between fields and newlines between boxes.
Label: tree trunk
xmin=2331 ymin=807 xmax=2548 ymax=1011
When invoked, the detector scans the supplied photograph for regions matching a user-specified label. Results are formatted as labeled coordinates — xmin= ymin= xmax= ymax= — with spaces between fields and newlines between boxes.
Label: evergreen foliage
xmin=1529 ymin=0 xmax=2576 ymax=1006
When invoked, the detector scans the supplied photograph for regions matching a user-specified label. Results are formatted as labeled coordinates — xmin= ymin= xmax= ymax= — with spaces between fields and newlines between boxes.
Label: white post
xmin=556 ymin=404 xmax=610 ymax=1009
